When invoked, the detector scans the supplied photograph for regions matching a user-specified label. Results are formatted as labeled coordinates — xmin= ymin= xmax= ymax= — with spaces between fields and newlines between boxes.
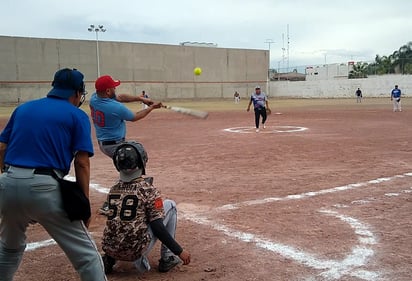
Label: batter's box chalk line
xmin=179 ymin=204 xmax=378 ymax=281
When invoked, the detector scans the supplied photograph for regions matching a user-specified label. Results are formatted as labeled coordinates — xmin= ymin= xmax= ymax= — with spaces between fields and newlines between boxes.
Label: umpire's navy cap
xmin=48 ymin=68 xmax=85 ymax=99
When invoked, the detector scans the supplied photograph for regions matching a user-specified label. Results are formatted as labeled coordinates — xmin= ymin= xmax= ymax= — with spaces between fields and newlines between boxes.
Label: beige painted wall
xmin=0 ymin=36 xmax=269 ymax=103
xmin=2 ymin=36 xmax=409 ymax=103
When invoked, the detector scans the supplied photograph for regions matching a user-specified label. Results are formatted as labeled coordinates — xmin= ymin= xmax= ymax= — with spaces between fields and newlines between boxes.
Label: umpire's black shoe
xmin=102 ymin=254 xmax=116 ymax=274
xmin=158 ymin=256 xmax=180 ymax=273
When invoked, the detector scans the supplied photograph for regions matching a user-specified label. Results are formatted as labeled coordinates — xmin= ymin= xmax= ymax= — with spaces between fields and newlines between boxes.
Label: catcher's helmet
xmin=112 ymin=142 xmax=148 ymax=175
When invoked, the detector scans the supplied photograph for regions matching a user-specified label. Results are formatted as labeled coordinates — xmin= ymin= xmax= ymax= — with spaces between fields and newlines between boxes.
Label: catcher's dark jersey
xmin=102 ymin=177 xmax=164 ymax=261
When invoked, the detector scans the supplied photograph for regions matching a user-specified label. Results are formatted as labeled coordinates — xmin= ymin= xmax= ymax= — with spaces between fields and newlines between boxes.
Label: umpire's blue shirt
xmin=0 ymin=97 xmax=94 ymax=175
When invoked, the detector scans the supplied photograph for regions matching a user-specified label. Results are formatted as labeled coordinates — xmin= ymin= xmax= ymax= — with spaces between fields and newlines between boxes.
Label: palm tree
xmin=396 ymin=42 xmax=412 ymax=74
xmin=363 ymin=42 xmax=412 ymax=75
xmin=349 ymin=62 xmax=368 ymax=78
xmin=370 ymin=55 xmax=393 ymax=75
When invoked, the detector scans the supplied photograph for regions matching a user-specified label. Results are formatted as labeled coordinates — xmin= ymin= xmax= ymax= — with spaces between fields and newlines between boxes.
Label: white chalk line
xmin=178 ymin=172 xmax=412 ymax=280
xmin=25 ymin=232 xmax=98 ymax=252
xmin=26 ymin=239 xmax=56 ymax=251
xmin=216 ymin=172 xmax=412 ymax=212
xmin=223 ymin=126 xmax=308 ymax=134
xmin=26 ymin=173 xmax=412 ymax=280
xmin=181 ymin=208 xmax=378 ymax=280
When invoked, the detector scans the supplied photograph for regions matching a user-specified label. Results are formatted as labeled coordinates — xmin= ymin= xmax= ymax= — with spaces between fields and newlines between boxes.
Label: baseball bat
xmin=162 ymin=105 xmax=209 ymax=119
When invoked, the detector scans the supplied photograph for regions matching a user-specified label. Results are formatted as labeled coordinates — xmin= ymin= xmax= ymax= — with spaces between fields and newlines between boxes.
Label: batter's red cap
xmin=95 ymin=75 xmax=121 ymax=91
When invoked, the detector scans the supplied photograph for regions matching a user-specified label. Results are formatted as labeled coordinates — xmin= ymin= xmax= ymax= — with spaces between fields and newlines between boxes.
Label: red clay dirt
xmin=1 ymin=98 xmax=411 ymax=281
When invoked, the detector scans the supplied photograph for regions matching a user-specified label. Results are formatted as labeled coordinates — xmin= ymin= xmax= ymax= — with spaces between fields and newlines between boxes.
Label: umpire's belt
xmin=33 ymin=168 xmax=60 ymax=179
xmin=5 ymin=165 xmax=63 ymax=179
xmin=99 ymin=138 xmax=124 ymax=146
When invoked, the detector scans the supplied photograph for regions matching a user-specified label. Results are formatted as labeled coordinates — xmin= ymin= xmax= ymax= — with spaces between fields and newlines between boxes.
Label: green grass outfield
xmin=0 ymin=97 xmax=409 ymax=118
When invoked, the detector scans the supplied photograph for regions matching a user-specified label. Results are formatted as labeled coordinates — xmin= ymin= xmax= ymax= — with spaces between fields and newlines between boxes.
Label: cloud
xmin=1 ymin=0 xmax=412 ymax=69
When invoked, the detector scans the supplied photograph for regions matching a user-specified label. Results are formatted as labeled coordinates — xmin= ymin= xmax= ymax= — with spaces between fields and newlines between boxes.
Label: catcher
xmin=246 ymin=85 xmax=271 ymax=132
xmin=101 ymin=141 xmax=191 ymax=274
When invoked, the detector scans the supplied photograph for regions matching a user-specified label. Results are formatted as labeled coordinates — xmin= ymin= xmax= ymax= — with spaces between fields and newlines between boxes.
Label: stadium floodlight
xmin=88 ymin=24 xmax=106 ymax=77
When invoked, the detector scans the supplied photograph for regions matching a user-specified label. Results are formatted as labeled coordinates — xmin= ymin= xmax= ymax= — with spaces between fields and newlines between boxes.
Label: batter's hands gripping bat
xmin=162 ymin=105 xmax=209 ymax=119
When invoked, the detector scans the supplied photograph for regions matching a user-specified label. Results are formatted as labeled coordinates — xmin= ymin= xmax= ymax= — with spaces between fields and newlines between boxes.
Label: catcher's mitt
xmin=266 ymin=108 xmax=272 ymax=115
xmin=396 ymin=98 xmax=401 ymax=102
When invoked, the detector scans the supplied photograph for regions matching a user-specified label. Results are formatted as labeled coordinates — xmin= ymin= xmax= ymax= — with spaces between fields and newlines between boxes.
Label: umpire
xmin=0 ymin=68 xmax=106 ymax=281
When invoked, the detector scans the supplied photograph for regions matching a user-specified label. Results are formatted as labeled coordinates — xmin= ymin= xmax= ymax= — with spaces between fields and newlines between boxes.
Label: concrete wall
xmin=2 ymin=36 xmax=410 ymax=102
xmin=0 ymin=36 xmax=269 ymax=103
xmin=269 ymin=74 xmax=412 ymax=98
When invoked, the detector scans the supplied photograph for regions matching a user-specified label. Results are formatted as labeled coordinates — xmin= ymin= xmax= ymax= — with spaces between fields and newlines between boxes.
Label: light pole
xmin=88 ymin=24 xmax=106 ymax=77
xmin=264 ymin=39 xmax=274 ymax=68
xmin=264 ymin=39 xmax=274 ymax=94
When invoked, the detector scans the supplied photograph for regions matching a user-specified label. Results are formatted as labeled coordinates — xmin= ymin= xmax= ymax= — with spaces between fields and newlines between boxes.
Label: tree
xmin=370 ymin=42 xmax=412 ymax=75
xmin=368 ymin=55 xmax=393 ymax=75
xmin=348 ymin=62 xmax=368 ymax=79
xmin=395 ymin=42 xmax=412 ymax=74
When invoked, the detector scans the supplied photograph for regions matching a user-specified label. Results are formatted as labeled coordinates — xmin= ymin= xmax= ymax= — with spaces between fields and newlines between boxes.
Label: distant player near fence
xmin=390 ymin=85 xmax=402 ymax=112
xmin=234 ymin=91 xmax=240 ymax=103
xmin=355 ymin=88 xmax=362 ymax=103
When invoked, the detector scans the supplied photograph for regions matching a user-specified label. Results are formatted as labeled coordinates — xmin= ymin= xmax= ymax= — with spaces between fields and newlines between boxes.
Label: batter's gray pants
xmin=0 ymin=166 xmax=107 ymax=281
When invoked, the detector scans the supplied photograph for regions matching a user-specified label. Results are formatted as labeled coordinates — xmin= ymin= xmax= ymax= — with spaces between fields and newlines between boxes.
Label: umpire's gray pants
xmin=134 ymin=199 xmax=177 ymax=273
xmin=0 ymin=166 xmax=107 ymax=281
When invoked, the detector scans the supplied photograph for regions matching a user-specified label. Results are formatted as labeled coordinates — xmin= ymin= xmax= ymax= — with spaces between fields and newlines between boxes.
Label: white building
xmin=305 ymin=62 xmax=355 ymax=80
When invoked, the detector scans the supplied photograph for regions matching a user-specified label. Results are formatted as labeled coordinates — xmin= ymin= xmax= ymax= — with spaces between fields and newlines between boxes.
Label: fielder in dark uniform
xmin=355 ymin=88 xmax=362 ymax=103
xmin=0 ymin=68 xmax=107 ymax=281
xmin=101 ymin=141 xmax=190 ymax=274
xmin=247 ymin=85 xmax=270 ymax=132
xmin=390 ymin=85 xmax=402 ymax=112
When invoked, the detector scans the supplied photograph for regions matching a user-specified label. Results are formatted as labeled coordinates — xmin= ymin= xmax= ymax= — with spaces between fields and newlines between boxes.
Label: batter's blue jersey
xmin=89 ymin=93 xmax=135 ymax=141
xmin=0 ymin=97 xmax=94 ymax=174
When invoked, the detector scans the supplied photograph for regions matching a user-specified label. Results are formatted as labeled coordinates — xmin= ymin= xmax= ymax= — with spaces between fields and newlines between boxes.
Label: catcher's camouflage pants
xmin=134 ymin=199 xmax=177 ymax=273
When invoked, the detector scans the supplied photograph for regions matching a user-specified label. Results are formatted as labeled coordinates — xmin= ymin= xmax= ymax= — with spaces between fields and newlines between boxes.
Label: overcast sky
xmin=1 ymin=0 xmax=411 ymax=70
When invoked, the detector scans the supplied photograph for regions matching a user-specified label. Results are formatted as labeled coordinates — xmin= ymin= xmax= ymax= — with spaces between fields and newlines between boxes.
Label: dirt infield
xmin=1 ymin=98 xmax=412 ymax=281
